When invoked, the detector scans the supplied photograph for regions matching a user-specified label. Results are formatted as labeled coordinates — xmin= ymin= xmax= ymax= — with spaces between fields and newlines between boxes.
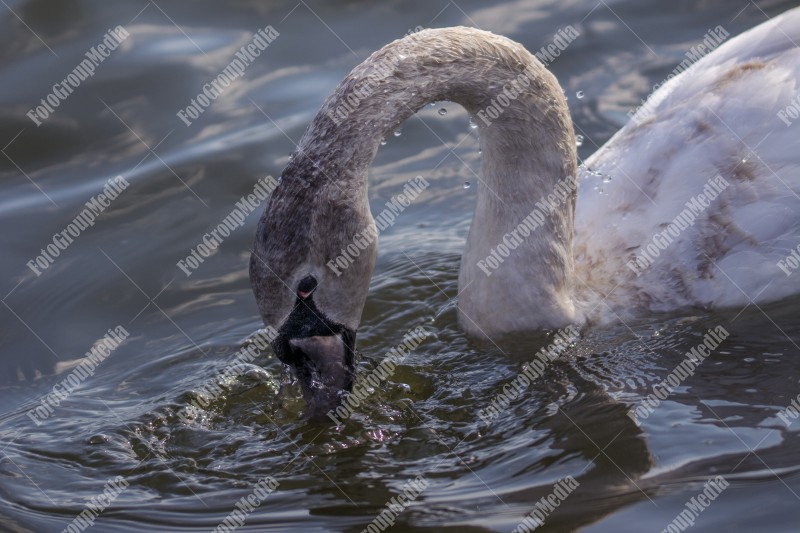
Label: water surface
xmin=2 ymin=0 xmax=800 ymax=531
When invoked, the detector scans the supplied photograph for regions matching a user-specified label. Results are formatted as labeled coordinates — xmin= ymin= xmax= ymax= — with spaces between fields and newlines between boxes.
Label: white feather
xmin=573 ymin=7 xmax=800 ymax=323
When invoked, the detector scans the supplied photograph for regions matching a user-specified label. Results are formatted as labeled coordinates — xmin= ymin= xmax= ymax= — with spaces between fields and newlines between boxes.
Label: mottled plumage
xmin=573 ymin=8 xmax=800 ymax=323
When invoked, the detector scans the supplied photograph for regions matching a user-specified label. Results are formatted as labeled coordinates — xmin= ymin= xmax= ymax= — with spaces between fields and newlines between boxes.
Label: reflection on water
xmin=1 ymin=0 xmax=799 ymax=531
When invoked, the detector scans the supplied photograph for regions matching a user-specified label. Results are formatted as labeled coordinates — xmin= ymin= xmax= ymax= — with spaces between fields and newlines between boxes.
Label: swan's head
xmin=249 ymin=158 xmax=377 ymax=420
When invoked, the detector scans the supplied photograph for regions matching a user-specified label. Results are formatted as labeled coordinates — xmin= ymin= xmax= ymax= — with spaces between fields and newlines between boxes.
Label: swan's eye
xmin=296 ymin=275 xmax=318 ymax=299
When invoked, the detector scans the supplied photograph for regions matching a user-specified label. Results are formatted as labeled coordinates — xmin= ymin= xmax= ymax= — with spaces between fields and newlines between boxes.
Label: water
xmin=2 ymin=0 xmax=800 ymax=531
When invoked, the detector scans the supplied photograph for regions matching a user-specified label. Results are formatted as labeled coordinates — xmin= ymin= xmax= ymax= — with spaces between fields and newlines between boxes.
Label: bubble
xmin=380 ymin=138 xmax=387 ymax=146
xmin=438 ymin=107 xmax=447 ymax=115
xmin=469 ymin=117 xmax=478 ymax=129
xmin=393 ymin=129 xmax=402 ymax=137
xmin=463 ymin=181 xmax=471 ymax=189
xmin=576 ymin=91 xmax=585 ymax=99
xmin=575 ymin=134 xmax=584 ymax=147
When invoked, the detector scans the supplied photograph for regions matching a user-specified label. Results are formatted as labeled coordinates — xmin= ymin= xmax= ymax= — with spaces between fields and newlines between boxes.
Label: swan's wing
xmin=574 ymin=7 xmax=800 ymax=317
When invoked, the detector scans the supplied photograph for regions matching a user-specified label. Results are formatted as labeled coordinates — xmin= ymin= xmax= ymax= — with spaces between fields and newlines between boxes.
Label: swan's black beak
xmin=286 ymin=331 xmax=355 ymax=419
xmin=273 ymin=276 xmax=356 ymax=420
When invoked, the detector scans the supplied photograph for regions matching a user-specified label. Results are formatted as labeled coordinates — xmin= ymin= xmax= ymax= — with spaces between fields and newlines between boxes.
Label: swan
xmin=250 ymin=10 xmax=800 ymax=415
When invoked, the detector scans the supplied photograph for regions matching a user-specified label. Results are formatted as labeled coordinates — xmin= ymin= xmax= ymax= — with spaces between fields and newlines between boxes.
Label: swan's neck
xmin=295 ymin=27 xmax=578 ymax=337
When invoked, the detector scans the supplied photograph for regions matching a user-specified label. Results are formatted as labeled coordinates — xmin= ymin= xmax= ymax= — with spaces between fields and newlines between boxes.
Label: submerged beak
xmin=285 ymin=331 xmax=356 ymax=420
xmin=269 ymin=275 xmax=357 ymax=420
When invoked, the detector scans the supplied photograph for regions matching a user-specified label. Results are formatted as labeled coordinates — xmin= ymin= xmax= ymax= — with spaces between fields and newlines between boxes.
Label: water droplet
xmin=575 ymin=135 xmax=584 ymax=147
xmin=393 ymin=129 xmax=402 ymax=137
xmin=741 ymin=158 xmax=748 ymax=164
xmin=602 ymin=175 xmax=612 ymax=183
xmin=463 ymin=181 xmax=471 ymax=189
xmin=469 ymin=117 xmax=478 ymax=129
xmin=438 ymin=107 xmax=447 ymax=115
xmin=380 ymin=138 xmax=387 ymax=146
xmin=576 ymin=91 xmax=585 ymax=99
xmin=277 ymin=176 xmax=283 ymax=184
xmin=478 ymin=149 xmax=482 ymax=155
xmin=88 ymin=434 xmax=110 ymax=445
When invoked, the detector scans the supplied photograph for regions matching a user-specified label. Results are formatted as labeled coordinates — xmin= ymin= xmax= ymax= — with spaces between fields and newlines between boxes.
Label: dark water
xmin=2 ymin=0 xmax=800 ymax=531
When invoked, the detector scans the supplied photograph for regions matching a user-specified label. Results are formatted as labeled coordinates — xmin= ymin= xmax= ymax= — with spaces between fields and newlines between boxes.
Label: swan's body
xmin=250 ymin=10 xmax=800 ymax=415
xmin=572 ymin=10 xmax=800 ymax=324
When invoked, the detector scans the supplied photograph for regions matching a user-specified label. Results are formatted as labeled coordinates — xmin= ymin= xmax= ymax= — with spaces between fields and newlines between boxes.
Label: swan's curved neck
xmin=296 ymin=27 xmax=578 ymax=336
